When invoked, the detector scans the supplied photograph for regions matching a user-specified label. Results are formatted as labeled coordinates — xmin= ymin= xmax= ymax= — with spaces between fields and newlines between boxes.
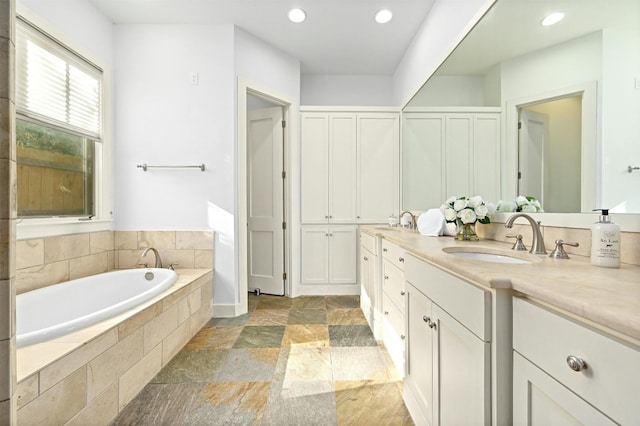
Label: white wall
xmin=301 ymin=75 xmax=393 ymax=106
xmin=113 ymin=24 xmax=235 ymax=232
xmin=392 ymin=0 xmax=495 ymax=107
xmin=407 ymin=75 xmax=485 ymax=106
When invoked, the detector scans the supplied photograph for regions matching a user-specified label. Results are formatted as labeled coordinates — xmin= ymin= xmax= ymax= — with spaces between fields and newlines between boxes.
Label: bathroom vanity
xmin=360 ymin=225 xmax=640 ymax=425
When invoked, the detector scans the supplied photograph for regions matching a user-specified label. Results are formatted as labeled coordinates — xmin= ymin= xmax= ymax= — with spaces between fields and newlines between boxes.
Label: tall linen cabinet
xmin=300 ymin=108 xmax=399 ymax=294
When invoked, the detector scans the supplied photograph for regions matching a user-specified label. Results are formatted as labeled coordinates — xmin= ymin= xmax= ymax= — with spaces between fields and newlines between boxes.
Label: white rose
xmin=486 ymin=202 xmax=496 ymax=215
xmin=521 ymin=204 xmax=537 ymax=213
xmin=515 ymin=195 xmax=528 ymax=206
xmin=453 ymin=199 xmax=468 ymax=212
xmin=498 ymin=200 xmax=517 ymax=212
xmin=459 ymin=208 xmax=477 ymax=224
xmin=468 ymin=195 xmax=483 ymax=208
xmin=475 ymin=204 xmax=488 ymax=218
xmin=446 ymin=196 xmax=457 ymax=204
xmin=532 ymin=199 xmax=541 ymax=210
xmin=443 ymin=207 xmax=457 ymax=221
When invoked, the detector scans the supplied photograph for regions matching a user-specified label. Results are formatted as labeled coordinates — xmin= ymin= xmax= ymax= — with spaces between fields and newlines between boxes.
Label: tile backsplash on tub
xmin=15 ymin=230 xmax=214 ymax=294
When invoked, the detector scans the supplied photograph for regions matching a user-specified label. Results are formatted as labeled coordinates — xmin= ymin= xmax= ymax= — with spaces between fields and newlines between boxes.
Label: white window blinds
xmin=16 ymin=17 xmax=103 ymax=140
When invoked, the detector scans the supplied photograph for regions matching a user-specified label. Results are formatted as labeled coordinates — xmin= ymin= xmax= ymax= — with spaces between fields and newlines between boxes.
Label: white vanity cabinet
xmin=359 ymin=231 xmax=378 ymax=332
xmin=381 ymin=239 xmax=407 ymax=376
xmin=300 ymin=225 xmax=357 ymax=285
xmin=513 ymin=297 xmax=640 ymax=425
xmin=402 ymin=109 xmax=500 ymax=210
xmin=404 ymin=253 xmax=491 ymax=426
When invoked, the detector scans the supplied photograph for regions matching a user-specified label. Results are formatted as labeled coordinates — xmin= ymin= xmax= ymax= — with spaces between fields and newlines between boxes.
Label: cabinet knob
xmin=400 ymin=291 xmax=405 ymax=296
xmin=399 ymin=257 xmax=404 ymax=263
xmin=423 ymin=315 xmax=430 ymax=323
xmin=363 ymin=256 xmax=368 ymax=261
xmin=325 ymin=215 xmax=328 ymax=219
xmin=401 ymin=335 xmax=406 ymax=340
xmin=566 ymin=356 xmax=587 ymax=372
xmin=329 ymin=215 xmax=333 ymax=218
xmin=357 ymin=216 xmax=360 ymax=219
xmin=384 ymin=311 xmax=389 ymax=315
xmin=428 ymin=321 xmax=437 ymax=330
xmin=383 ymin=248 xmax=388 ymax=253
xmin=384 ymin=275 xmax=389 ymax=280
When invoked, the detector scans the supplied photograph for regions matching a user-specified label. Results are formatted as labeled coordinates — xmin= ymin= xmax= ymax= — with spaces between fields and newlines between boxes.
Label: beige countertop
xmin=361 ymin=225 xmax=640 ymax=343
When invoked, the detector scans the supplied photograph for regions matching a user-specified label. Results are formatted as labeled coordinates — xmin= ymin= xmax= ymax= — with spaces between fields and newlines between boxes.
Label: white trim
xmin=301 ymin=106 xmax=401 ymax=113
xmin=15 ymin=4 xmax=114 ymax=239
xmin=212 ymin=303 xmax=244 ymax=318
xmin=237 ymin=76 xmax=297 ymax=312
xmin=403 ymin=106 xmax=501 ymax=114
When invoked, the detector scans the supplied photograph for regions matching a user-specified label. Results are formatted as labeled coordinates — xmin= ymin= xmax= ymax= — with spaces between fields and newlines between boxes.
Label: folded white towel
xmin=417 ymin=209 xmax=446 ymax=236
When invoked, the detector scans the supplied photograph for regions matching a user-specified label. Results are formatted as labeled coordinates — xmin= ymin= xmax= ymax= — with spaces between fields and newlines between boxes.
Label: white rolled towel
xmin=417 ymin=209 xmax=446 ymax=236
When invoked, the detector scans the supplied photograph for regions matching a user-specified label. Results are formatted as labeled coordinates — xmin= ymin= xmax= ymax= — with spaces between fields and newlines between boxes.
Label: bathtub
xmin=16 ymin=268 xmax=178 ymax=348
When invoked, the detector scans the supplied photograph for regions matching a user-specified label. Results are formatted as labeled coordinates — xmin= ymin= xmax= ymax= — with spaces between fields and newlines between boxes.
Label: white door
xmin=247 ymin=107 xmax=284 ymax=295
xmin=519 ymin=109 xmax=548 ymax=202
xmin=300 ymin=227 xmax=329 ymax=284
xmin=328 ymin=225 xmax=357 ymax=284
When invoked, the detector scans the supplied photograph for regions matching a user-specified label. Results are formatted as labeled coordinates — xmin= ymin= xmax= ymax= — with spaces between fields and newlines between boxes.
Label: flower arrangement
xmin=440 ymin=195 xmax=494 ymax=225
xmin=496 ymin=196 xmax=543 ymax=213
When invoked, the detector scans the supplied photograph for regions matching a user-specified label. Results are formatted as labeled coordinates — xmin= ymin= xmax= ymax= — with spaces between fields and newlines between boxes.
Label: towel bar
xmin=137 ymin=163 xmax=205 ymax=172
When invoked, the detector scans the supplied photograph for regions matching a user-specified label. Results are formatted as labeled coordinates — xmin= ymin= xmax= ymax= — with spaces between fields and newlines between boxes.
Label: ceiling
xmin=87 ymin=0 xmax=436 ymax=75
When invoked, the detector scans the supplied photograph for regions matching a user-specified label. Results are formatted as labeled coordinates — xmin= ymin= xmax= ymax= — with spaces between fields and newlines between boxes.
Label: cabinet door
xmin=300 ymin=227 xmax=329 ymax=284
xmin=357 ymin=113 xmax=399 ymax=223
xmin=473 ymin=114 xmax=500 ymax=203
xmin=301 ymin=113 xmax=329 ymax=224
xmin=405 ymin=286 xmax=435 ymax=426
xmin=360 ymin=245 xmax=374 ymax=327
xmin=513 ymin=352 xmax=616 ymax=426
xmin=328 ymin=226 xmax=357 ymax=284
xmin=402 ymin=113 xmax=445 ymax=211
xmin=434 ymin=304 xmax=490 ymax=425
xmin=329 ymin=114 xmax=357 ymax=223
xmin=445 ymin=114 xmax=472 ymax=197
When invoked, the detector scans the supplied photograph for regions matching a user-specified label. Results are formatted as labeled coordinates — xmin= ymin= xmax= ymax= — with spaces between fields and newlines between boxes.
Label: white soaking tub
xmin=16 ymin=268 xmax=177 ymax=347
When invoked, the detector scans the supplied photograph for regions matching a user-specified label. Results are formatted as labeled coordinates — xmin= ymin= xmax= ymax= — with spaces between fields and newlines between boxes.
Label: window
xmin=16 ymin=16 xmax=103 ymax=219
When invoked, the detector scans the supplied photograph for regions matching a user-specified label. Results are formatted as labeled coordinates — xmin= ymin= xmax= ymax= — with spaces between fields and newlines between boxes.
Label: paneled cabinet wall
xmin=402 ymin=108 xmax=501 ymax=210
xmin=300 ymin=109 xmax=399 ymax=289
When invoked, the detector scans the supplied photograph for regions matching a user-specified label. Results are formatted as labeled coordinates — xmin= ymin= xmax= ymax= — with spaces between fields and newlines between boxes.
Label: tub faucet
xmin=141 ymin=247 xmax=163 ymax=268
xmin=504 ymin=213 xmax=547 ymax=255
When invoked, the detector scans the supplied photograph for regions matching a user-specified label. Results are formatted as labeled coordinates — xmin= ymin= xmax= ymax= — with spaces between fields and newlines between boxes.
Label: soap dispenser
xmin=590 ymin=209 xmax=620 ymax=268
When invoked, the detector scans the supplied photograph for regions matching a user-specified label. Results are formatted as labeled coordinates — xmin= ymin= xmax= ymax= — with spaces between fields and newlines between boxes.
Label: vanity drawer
xmin=383 ymin=292 xmax=405 ymax=339
xmin=382 ymin=239 xmax=405 ymax=270
xmin=360 ymin=231 xmax=377 ymax=255
xmin=513 ymin=297 xmax=640 ymax=425
xmin=382 ymin=259 xmax=405 ymax=312
xmin=405 ymin=254 xmax=490 ymax=341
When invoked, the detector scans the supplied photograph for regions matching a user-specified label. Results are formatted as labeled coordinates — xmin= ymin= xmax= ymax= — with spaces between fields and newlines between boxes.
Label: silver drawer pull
xmin=401 ymin=335 xmax=406 ymax=340
xmin=383 ymin=248 xmax=388 ymax=253
xmin=423 ymin=315 xmax=430 ymax=323
xmin=566 ymin=356 xmax=587 ymax=372
xmin=364 ymin=256 xmax=368 ymax=261
xmin=399 ymin=257 xmax=405 ymax=263
xmin=428 ymin=321 xmax=437 ymax=330
xmin=400 ymin=291 xmax=405 ymax=296
xmin=384 ymin=275 xmax=389 ymax=280
xmin=384 ymin=311 xmax=389 ymax=315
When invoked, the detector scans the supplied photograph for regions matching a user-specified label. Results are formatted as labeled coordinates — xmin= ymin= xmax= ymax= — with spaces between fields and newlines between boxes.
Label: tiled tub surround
xmin=16 ymin=268 xmax=213 ymax=425
xmin=15 ymin=230 xmax=214 ymax=294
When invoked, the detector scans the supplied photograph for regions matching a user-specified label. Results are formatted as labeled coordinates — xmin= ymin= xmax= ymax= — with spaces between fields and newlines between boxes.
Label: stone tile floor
xmin=111 ymin=294 xmax=414 ymax=425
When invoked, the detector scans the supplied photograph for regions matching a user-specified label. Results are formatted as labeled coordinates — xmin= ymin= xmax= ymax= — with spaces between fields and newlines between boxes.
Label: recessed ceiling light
xmin=541 ymin=11 xmax=565 ymax=27
xmin=375 ymin=9 xmax=393 ymax=24
xmin=288 ymin=8 xmax=306 ymax=23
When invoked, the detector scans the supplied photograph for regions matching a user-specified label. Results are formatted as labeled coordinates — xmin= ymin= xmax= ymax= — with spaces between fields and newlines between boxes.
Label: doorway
xmin=518 ymin=96 xmax=582 ymax=213
xmin=247 ymin=94 xmax=286 ymax=296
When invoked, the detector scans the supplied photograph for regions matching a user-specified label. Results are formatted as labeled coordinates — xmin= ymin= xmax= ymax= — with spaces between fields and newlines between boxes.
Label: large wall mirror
xmin=401 ymin=0 xmax=640 ymax=218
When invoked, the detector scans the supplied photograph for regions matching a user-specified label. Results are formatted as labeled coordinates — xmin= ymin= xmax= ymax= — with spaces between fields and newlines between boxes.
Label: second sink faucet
xmin=141 ymin=247 xmax=163 ymax=268
xmin=400 ymin=211 xmax=417 ymax=230
xmin=504 ymin=213 xmax=547 ymax=255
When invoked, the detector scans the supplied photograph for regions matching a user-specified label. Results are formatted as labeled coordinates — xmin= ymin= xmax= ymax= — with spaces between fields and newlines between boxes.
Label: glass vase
xmin=455 ymin=220 xmax=479 ymax=241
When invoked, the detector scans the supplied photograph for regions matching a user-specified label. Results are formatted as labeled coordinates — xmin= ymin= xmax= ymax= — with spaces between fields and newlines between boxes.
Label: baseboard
xmin=292 ymin=283 xmax=361 ymax=297
xmin=213 ymin=303 xmax=243 ymax=318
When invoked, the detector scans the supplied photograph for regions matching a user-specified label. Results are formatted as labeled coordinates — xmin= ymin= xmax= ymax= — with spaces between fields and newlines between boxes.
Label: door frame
xmin=237 ymin=76 xmax=296 ymax=313
xmin=504 ymin=81 xmax=597 ymax=212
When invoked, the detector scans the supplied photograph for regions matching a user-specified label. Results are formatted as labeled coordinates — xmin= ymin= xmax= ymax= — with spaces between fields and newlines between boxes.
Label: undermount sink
xmin=443 ymin=247 xmax=533 ymax=264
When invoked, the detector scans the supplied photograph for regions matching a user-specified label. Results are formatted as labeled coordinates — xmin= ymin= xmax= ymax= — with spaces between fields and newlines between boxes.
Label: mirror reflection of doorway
xmin=518 ymin=95 xmax=582 ymax=213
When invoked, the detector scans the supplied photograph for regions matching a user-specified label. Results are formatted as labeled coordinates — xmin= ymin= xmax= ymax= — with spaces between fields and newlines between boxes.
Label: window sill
xmin=17 ymin=218 xmax=113 ymax=240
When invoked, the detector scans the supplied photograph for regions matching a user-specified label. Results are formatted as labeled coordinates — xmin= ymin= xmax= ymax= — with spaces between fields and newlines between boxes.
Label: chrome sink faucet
xmin=141 ymin=247 xmax=163 ymax=268
xmin=400 ymin=211 xmax=417 ymax=230
xmin=504 ymin=213 xmax=547 ymax=255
